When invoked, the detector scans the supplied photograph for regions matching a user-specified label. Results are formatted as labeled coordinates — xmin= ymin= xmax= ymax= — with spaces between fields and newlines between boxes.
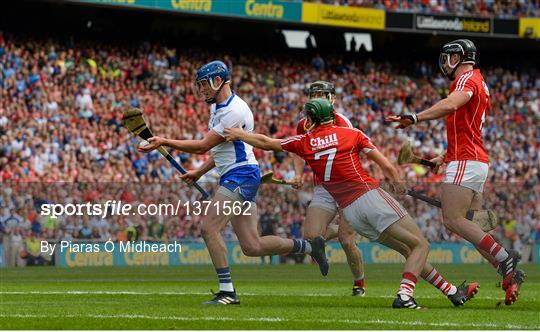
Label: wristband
xmin=401 ymin=114 xmax=418 ymax=124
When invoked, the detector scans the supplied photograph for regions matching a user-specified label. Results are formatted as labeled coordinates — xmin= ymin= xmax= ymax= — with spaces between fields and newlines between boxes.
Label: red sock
xmin=478 ymin=234 xmax=509 ymax=263
xmin=424 ymin=268 xmax=457 ymax=295
xmin=354 ymin=278 xmax=366 ymax=288
xmin=398 ymin=272 xmax=417 ymax=298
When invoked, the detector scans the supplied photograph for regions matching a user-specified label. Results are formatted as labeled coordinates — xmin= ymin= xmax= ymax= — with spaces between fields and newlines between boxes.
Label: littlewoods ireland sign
xmin=416 ymin=15 xmax=491 ymax=34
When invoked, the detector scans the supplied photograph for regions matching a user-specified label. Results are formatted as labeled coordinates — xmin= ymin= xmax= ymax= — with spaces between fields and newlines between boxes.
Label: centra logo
xmin=171 ymin=0 xmax=212 ymax=12
xmin=310 ymin=133 xmax=338 ymax=150
xmin=245 ymin=0 xmax=284 ymax=19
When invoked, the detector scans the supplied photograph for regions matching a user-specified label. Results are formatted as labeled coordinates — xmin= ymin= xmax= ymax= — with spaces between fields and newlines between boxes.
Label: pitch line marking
xmin=1 ymin=313 xmax=538 ymax=329
xmin=0 ymin=290 xmax=510 ymax=300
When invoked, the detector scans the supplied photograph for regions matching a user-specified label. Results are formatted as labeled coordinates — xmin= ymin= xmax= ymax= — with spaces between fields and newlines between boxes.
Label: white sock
xmin=304 ymin=241 xmax=312 ymax=254
xmin=219 ymin=282 xmax=234 ymax=293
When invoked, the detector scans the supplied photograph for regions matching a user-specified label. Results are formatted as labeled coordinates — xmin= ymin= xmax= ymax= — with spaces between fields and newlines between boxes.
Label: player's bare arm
xmin=180 ymin=156 xmax=216 ymax=185
xmin=366 ymin=149 xmax=407 ymax=195
xmin=223 ymin=127 xmax=283 ymax=152
xmin=385 ymin=91 xmax=471 ymax=129
xmin=137 ymin=130 xmax=224 ymax=154
xmin=291 ymin=154 xmax=305 ymax=189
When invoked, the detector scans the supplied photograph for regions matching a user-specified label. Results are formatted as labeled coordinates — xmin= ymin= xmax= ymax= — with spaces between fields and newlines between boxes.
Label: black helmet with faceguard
xmin=308 ymin=81 xmax=336 ymax=100
xmin=439 ymin=39 xmax=477 ymax=79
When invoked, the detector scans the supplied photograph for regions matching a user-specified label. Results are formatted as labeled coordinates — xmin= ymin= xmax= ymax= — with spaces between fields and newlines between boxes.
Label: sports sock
xmin=216 ymin=267 xmax=234 ymax=293
xmin=354 ymin=277 xmax=366 ymax=289
xmin=424 ymin=267 xmax=457 ymax=296
xmin=491 ymin=261 xmax=505 ymax=276
xmin=291 ymin=239 xmax=312 ymax=254
xmin=397 ymin=272 xmax=417 ymax=299
xmin=478 ymin=234 xmax=509 ymax=262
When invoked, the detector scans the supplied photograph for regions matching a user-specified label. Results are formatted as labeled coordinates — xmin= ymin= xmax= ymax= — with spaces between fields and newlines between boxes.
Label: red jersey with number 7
xmin=281 ymin=124 xmax=379 ymax=208
xmin=445 ymin=69 xmax=490 ymax=163
xmin=296 ymin=111 xmax=354 ymax=186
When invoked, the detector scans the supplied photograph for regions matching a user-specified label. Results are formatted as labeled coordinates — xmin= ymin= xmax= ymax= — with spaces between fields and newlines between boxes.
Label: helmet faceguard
xmin=195 ymin=77 xmax=225 ymax=104
xmin=439 ymin=39 xmax=477 ymax=79
xmin=438 ymin=52 xmax=461 ymax=79
xmin=308 ymin=81 xmax=336 ymax=105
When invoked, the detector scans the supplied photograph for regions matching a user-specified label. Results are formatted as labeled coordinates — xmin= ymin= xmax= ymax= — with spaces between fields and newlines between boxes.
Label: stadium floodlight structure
xmin=281 ymin=30 xmax=316 ymax=49
xmin=344 ymin=33 xmax=372 ymax=52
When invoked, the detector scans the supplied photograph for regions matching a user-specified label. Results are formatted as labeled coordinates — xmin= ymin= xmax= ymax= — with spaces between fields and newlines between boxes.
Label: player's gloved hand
xmin=429 ymin=154 xmax=444 ymax=174
xmin=179 ymin=169 xmax=201 ymax=185
xmin=385 ymin=114 xmax=418 ymax=129
xmin=291 ymin=175 xmax=303 ymax=190
xmin=137 ymin=136 xmax=165 ymax=153
xmin=389 ymin=181 xmax=407 ymax=195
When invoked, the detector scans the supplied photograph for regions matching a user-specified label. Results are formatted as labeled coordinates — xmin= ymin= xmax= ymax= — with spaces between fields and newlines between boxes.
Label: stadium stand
xmin=303 ymin=0 xmax=540 ymax=18
xmin=0 ymin=29 xmax=538 ymax=268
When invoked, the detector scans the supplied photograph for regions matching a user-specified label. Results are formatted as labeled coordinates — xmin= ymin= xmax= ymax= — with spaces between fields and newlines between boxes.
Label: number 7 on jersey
xmin=314 ymin=148 xmax=337 ymax=181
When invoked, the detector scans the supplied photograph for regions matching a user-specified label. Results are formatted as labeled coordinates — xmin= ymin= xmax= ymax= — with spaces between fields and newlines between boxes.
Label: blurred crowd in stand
xmin=0 ymin=31 xmax=538 ymax=266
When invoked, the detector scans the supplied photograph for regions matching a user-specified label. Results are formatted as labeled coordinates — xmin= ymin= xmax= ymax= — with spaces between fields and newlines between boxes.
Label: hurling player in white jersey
xmin=138 ymin=61 xmax=328 ymax=305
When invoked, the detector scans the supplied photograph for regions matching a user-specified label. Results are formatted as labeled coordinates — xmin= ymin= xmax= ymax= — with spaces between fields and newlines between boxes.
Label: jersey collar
xmin=453 ymin=68 xmax=477 ymax=83
xmin=215 ymin=92 xmax=235 ymax=110
xmin=312 ymin=123 xmax=335 ymax=133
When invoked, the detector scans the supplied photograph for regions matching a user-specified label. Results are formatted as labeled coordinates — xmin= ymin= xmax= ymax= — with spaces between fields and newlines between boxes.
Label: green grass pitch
xmin=0 ymin=263 xmax=538 ymax=330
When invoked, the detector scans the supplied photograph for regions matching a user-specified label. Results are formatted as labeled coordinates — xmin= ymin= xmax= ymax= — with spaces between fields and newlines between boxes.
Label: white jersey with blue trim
xmin=208 ymin=93 xmax=258 ymax=176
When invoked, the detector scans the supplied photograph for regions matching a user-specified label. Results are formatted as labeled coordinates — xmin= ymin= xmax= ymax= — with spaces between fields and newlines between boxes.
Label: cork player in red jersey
xmin=385 ymin=39 xmax=525 ymax=305
xmin=292 ymin=81 xmax=367 ymax=297
xmin=225 ymin=98 xmax=479 ymax=309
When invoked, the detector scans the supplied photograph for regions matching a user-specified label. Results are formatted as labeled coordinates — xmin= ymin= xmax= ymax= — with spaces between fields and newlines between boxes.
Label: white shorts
xmin=342 ymin=188 xmax=407 ymax=241
xmin=444 ymin=160 xmax=489 ymax=193
xmin=309 ymin=185 xmax=338 ymax=215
